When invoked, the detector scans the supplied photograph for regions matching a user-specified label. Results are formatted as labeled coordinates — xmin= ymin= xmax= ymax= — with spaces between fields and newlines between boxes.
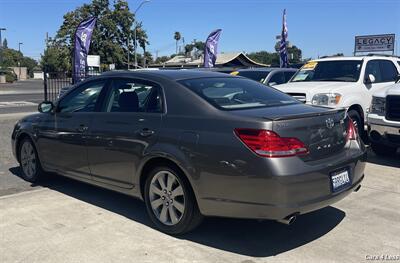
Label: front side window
xmin=235 ymin=71 xmax=271 ymax=82
xmin=291 ymin=60 xmax=362 ymax=82
xmin=104 ymin=78 xmax=162 ymax=113
xmin=269 ymin=72 xmax=285 ymax=85
xmin=58 ymin=80 xmax=106 ymax=113
xmin=179 ymin=77 xmax=299 ymax=110
xmin=365 ymin=60 xmax=382 ymax=83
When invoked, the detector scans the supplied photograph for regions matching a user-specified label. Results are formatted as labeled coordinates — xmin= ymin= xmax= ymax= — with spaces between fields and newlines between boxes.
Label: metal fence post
xmin=43 ymin=68 xmax=48 ymax=101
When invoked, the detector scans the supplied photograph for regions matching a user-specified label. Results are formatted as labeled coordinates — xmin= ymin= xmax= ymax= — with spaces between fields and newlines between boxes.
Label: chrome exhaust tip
xmin=277 ymin=214 xmax=297 ymax=225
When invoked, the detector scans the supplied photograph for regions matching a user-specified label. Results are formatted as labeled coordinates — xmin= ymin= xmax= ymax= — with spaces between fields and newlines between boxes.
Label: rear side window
xmin=178 ymin=77 xmax=299 ymax=110
xmin=380 ymin=60 xmax=398 ymax=82
xmin=103 ymin=78 xmax=162 ymax=113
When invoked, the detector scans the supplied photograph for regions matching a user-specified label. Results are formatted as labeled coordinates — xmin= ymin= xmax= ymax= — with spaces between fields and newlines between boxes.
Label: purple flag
xmin=204 ymin=29 xmax=222 ymax=68
xmin=279 ymin=9 xmax=289 ymax=68
xmin=73 ymin=17 xmax=97 ymax=84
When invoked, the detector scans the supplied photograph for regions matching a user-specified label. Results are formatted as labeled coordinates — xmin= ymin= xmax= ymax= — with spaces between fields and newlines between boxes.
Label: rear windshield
xmin=291 ymin=60 xmax=363 ymax=82
xmin=235 ymin=71 xmax=271 ymax=82
xmin=178 ymin=77 xmax=299 ymax=110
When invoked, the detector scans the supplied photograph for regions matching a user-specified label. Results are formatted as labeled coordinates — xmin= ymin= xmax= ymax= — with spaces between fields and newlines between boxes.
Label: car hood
xmin=275 ymin=81 xmax=356 ymax=95
xmin=372 ymin=83 xmax=400 ymax=98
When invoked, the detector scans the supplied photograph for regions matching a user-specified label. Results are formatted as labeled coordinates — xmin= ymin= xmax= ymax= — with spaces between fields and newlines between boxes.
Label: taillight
xmin=347 ymin=118 xmax=357 ymax=140
xmin=234 ymin=128 xmax=309 ymax=158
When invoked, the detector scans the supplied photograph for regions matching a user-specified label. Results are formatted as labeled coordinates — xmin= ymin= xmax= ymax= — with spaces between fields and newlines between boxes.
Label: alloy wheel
xmin=20 ymin=141 xmax=37 ymax=179
xmin=148 ymin=170 xmax=185 ymax=226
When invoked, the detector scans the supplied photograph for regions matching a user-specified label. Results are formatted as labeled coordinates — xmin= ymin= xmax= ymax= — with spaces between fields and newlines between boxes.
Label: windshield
xmin=178 ymin=77 xmax=299 ymax=110
xmin=291 ymin=60 xmax=363 ymax=82
xmin=235 ymin=71 xmax=271 ymax=82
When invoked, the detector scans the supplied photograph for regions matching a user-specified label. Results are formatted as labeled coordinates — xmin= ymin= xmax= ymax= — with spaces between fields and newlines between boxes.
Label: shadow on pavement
xmin=366 ymin=148 xmax=400 ymax=168
xmin=9 ymin=166 xmax=345 ymax=257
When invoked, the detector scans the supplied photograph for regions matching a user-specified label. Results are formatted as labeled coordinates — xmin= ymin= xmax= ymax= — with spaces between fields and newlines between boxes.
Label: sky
xmin=1 ymin=0 xmax=400 ymax=62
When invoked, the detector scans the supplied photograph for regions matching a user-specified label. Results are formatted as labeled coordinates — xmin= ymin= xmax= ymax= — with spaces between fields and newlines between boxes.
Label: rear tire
xmin=371 ymin=142 xmax=397 ymax=156
xmin=144 ymin=165 xmax=203 ymax=235
xmin=18 ymin=138 xmax=43 ymax=183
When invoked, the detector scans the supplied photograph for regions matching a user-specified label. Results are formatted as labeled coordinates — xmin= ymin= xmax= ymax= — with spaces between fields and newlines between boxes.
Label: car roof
xmin=313 ymin=55 xmax=400 ymax=62
xmin=236 ymin=67 xmax=297 ymax=72
xmin=101 ymin=69 xmax=234 ymax=81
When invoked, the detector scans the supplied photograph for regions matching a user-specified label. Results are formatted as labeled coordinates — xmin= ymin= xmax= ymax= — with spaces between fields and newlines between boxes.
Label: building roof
xmin=152 ymin=52 xmax=268 ymax=68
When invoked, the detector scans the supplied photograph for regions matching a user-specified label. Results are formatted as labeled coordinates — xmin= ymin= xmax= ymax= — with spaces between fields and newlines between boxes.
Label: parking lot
xmin=0 ymin=105 xmax=399 ymax=262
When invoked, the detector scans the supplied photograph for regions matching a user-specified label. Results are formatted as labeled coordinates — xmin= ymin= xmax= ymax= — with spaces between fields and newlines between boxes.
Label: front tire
xmin=19 ymin=138 xmax=43 ymax=183
xmin=144 ymin=166 xmax=203 ymax=235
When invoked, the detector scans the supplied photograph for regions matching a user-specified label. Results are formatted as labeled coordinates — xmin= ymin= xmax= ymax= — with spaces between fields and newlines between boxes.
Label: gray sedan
xmin=11 ymin=70 xmax=366 ymax=234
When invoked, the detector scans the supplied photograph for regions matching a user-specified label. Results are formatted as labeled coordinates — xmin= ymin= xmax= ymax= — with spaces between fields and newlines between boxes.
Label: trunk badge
xmin=326 ymin=118 xmax=335 ymax=129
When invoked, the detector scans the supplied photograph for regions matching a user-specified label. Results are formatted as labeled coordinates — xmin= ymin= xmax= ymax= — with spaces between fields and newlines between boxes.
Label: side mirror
xmin=365 ymin=74 xmax=376 ymax=84
xmin=38 ymin=101 xmax=54 ymax=113
xmin=395 ymin=74 xmax=400 ymax=83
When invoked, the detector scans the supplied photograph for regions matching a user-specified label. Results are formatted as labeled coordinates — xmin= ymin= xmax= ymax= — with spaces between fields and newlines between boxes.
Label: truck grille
xmin=386 ymin=95 xmax=400 ymax=121
xmin=287 ymin=93 xmax=306 ymax=103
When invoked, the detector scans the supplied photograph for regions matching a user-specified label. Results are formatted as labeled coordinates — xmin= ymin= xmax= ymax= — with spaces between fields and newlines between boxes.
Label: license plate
xmin=330 ymin=169 xmax=351 ymax=192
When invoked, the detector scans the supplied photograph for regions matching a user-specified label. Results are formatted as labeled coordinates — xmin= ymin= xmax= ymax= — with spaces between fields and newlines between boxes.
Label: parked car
xmin=230 ymin=67 xmax=297 ymax=86
xmin=274 ymin=55 xmax=400 ymax=136
xmin=12 ymin=70 xmax=366 ymax=234
xmin=368 ymin=81 xmax=400 ymax=156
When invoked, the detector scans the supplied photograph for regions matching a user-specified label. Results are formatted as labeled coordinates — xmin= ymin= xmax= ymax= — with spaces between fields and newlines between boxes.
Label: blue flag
xmin=204 ymin=29 xmax=222 ymax=68
xmin=279 ymin=9 xmax=289 ymax=68
xmin=73 ymin=17 xmax=97 ymax=84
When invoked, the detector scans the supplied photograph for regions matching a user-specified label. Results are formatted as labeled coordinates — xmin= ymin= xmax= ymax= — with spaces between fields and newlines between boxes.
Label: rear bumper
xmin=197 ymin=145 xmax=367 ymax=220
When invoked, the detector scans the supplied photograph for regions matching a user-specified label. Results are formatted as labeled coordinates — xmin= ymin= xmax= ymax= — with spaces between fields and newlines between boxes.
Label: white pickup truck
xmin=275 ymin=55 xmax=400 ymax=136
xmin=368 ymin=82 xmax=400 ymax=156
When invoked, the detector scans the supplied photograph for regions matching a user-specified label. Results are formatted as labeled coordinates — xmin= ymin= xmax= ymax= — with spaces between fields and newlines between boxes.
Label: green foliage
xmin=42 ymin=0 xmax=149 ymax=71
xmin=247 ymin=51 xmax=279 ymax=65
xmin=154 ymin=56 xmax=170 ymax=64
xmin=184 ymin=41 xmax=205 ymax=55
xmin=0 ymin=68 xmax=17 ymax=82
xmin=0 ymin=47 xmax=38 ymax=77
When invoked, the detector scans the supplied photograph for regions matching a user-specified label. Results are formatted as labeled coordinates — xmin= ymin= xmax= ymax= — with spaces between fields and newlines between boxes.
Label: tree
xmin=42 ymin=0 xmax=150 ymax=71
xmin=0 ymin=47 xmax=38 ymax=77
xmin=2 ymin=38 xmax=8 ymax=48
xmin=174 ymin=32 xmax=181 ymax=54
xmin=247 ymin=51 xmax=279 ymax=65
xmin=154 ymin=56 xmax=169 ymax=64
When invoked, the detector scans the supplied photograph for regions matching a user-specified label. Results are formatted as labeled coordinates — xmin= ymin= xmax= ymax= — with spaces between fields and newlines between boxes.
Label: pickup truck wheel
xmin=371 ymin=142 xmax=397 ymax=156
xmin=144 ymin=166 xmax=203 ymax=235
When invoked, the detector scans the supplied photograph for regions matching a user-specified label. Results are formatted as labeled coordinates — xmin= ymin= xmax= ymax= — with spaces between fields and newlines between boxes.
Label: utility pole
xmin=133 ymin=0 xmax=150 ymax=69
xmin=127 ymin=35 xmax=130 ymax=70
xmin=18 ymin=42 xmax=23 ymax=80
xmin=0 ymin=28 xmax=6 ymax=48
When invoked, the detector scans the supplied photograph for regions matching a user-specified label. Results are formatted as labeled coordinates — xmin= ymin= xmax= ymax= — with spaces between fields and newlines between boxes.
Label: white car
xmin=368 ymin=82 xmax=400 ymax=156
xmin=275 ymin=55 xmax=400 ymax=135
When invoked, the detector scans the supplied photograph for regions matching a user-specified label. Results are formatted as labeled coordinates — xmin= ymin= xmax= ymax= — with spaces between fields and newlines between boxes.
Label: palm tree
xmin=174 ymin=32 xmax=181 ymax=54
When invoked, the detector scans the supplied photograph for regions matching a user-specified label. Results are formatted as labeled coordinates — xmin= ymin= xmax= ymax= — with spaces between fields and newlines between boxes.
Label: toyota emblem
xmin=326 ymin=118 xmax=335 ymax=129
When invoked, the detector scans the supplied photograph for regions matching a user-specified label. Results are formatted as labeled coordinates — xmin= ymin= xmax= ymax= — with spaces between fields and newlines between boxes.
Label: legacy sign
xmin=355 ymin=34 xmax=395 ymax=53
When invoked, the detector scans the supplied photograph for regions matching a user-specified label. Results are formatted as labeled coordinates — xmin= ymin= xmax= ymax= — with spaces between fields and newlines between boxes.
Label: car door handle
xmin=139 ymin=128 xmax=155 ymax=137
xmin=76 ymin=125 xmax=88 ymax=133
